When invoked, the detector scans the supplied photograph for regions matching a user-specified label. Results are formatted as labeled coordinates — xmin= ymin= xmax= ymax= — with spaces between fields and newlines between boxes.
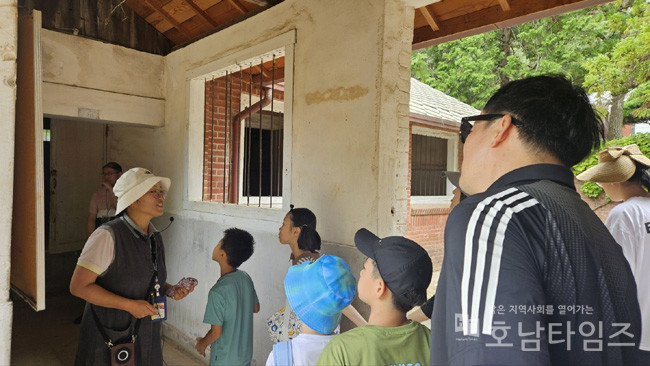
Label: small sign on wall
xmin=78 ymin=108 xmax=100 ymax=119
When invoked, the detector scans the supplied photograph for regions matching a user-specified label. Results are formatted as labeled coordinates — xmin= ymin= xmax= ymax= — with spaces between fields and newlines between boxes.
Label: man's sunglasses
xmin=459 ymin=114 xmax=523 ymax=144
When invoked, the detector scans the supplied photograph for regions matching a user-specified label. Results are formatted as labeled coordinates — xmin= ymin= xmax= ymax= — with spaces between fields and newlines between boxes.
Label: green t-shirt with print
xmin=317 ymin=321 xmax=430 ymax=365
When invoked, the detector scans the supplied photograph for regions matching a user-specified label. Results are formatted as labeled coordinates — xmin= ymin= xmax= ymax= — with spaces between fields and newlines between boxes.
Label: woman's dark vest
xmin=75 ymin=217 xmax=167 ymax=366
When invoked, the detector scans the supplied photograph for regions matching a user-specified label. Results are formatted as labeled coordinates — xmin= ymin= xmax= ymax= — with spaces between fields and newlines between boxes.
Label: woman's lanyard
xmin=150 ymin=235 xmax=161 ymax=298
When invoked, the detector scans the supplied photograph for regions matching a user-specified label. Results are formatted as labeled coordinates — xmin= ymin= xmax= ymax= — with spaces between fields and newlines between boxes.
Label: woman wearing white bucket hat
xmin=577 ymin=144 xmax=650 ymax=352
xmin=70 ymin=167 xmax=195 ymax=365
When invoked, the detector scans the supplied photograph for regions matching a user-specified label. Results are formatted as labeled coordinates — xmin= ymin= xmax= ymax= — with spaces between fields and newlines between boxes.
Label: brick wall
xmin=202 ymin=75 xmax=284 ymax=202
xmin=203 ymin=76 xmax=241 ymax=202
xmin=406 ymin=208 xmax=450 ymax=271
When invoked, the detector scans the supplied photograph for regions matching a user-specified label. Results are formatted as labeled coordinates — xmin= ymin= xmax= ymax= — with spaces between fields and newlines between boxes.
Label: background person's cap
xmin=354 ymin=228 xmax=432 ymax=308
xmin=114 ymin=167 xmax=171 ymax=214
xmin=576 ymin=144 xmax=650 ymax=183
xmin=284 ymin=255 xmax=357 ymax=334
xmin=444 ymin=171 xmax=460 ymax=189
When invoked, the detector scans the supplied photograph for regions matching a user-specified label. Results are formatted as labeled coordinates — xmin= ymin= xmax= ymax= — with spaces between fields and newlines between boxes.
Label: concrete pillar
xmin=376 ymin=0 xmax=416 ymax=237
xmin=0 ymin=0 xmax=17 ymax=363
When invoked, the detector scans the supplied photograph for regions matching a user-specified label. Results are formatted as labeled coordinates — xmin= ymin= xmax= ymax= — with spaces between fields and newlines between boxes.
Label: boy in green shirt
xmin=317 ymin=228 xmax=432 ymax=365
xmin=196 ymin=228 xmax=260 ymax=366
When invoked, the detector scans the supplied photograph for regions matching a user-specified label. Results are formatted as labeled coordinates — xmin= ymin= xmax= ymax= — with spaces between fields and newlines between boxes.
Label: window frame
xmin=185 ymin=30 xmax=295 ymax=215
xmin=410 ymin=125 xmax=459 ymax=207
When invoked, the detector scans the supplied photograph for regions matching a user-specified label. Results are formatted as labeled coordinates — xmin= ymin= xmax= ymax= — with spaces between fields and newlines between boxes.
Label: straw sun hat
xmin=576 ymin=144 xmax=650 ymax=183
xmin=114 ymin=167 xmax=171 ymax=214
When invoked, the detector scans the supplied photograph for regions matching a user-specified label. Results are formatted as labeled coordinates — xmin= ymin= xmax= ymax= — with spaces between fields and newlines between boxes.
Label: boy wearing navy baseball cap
xmin=317 ymin=229 xmax=432 ymax=365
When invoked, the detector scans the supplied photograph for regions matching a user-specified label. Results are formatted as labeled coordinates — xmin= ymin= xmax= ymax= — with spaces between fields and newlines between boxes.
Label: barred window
xmin=411 ymin=134 xmax=447 ymax=196
xmin=202 ymin=51 xmax=285 ymax=208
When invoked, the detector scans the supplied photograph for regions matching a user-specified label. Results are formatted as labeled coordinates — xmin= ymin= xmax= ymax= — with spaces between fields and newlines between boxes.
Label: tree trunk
xmin=498 ymin=28 xmax=512 ymax=86
xmin=607 ymin=93 xmax=625 ymax=140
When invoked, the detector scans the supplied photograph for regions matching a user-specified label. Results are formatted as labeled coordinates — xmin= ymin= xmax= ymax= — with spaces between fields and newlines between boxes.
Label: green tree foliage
xmin=411 ymin=31 xmax=503 ymax=109
xmin=572 ymin=133 xmax=650 ymax=197
xmin=584 ymin=0 xmax=650 ymax=126
xmin=412 ymin=0 xmax=650 ymax=129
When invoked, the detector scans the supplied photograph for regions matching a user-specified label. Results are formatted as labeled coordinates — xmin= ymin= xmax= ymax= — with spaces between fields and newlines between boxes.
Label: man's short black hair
xmin=103 ymin=162 xmax=122 ymax=172
xmin=221 ymin=228 xmax=255 ymax=268
xmin=483 ymin=74 xmax=605 ymax=167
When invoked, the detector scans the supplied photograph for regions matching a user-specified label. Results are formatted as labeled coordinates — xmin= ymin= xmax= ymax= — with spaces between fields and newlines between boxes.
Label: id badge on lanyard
xmin=152 ymin=295 xmax=167 ymax=322
xmin=150 ymin=237 xmax=167 ymax=322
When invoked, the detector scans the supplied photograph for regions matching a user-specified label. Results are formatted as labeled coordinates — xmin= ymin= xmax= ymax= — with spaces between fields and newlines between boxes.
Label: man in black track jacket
xmin=431 ymin=75 xmax=648 ymax=366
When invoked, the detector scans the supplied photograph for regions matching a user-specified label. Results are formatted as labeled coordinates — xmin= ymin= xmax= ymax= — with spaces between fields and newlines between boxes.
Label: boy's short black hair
xmin=221 ymin=228 xmax=255 ymax=268
xmin=483 ymin=74 xmax=605 ymax=167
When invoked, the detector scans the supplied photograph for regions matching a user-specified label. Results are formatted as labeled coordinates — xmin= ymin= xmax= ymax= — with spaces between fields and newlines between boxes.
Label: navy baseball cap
xmin=354 ymin=228 xmax=432 ymax=308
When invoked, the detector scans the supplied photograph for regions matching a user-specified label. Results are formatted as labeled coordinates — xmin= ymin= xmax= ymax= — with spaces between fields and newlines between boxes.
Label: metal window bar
xmin=246 ymin=64 xmax=253 ymax=205
xmin=269 ymin=55 xmax=275 ymax=207
xmin=227 ymin=70 xmax=234 ymax=204
xmin=210 ymin=76 xmax=215 ymax=200
xmin=236 ymin=66 xmax=243 ymax=204
xmin=222 ymin=71 xmax=228 ymax=203
xmin=202 ymin=80 xmax=207 ymax=199
xmin=258 ymin=60 xmax=263 ymax=206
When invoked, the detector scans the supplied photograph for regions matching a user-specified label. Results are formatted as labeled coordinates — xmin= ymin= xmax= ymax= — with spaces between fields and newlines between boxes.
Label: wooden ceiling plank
xmin=498 ymin=0 xmax=511 ymax=11
xmin=226 ymin=0 xmax=248 ymax=15
xmin=419 ymin=5 xmax=440 ymax=31
xmin=241 ymin=0 xmax=267 ymax=5
xmin=428 ymin=0 xmax=493 ymax=22
xmin=185 ymin=0 xmax=219 ymax=27
xmin=145 ymin=11 xmax=175 ymax=33
xmin=252 ymin=65 xmax=283 ymax=85
xmin=144 ymin=0 xmax=193 ymax=38
xmin=413 ymin=0 xmax=614 ymax=49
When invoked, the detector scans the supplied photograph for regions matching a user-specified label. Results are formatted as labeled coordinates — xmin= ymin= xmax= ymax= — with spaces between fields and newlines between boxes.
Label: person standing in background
xmin=87 ymin=162 xmax=122 ymax=237
xmin=577 ymin=143 xmax=650 ymax=353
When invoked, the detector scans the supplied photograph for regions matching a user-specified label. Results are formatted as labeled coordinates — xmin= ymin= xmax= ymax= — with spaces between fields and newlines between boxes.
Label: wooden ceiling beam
xmin=227 ymin=0 xmax=248 ymax=15
xmin=498 ymin=0 xmax=511 ymax=11
xmin=144 ymin=0 xmax=193 ymax=39
xmin=413 ymin=0 xmax=613 ymax=50
xmin=419 ymin=5 xmax=439 ymax=31
xmin=185 ymin=0 xmax=219 ymax=27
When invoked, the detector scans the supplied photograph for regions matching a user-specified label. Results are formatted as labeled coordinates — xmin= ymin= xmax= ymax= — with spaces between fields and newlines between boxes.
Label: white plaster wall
xmin=0 ymin=1 xmax=17 ymax=363
xmin=40 ymin=30 xmax=165 ymax=127
xmin=106 ymin=0 xmax=415 ymax=362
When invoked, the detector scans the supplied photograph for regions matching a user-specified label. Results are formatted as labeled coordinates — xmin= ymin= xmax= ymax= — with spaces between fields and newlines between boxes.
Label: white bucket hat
xmin=114 ymin=167 xmax=171 ymax=214
xmin=576 ymin=144 xmax=650 ymax=183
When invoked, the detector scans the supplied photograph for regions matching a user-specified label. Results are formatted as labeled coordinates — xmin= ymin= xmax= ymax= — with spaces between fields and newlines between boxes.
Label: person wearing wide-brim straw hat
xmin=577 ymin=143 xmax=650 ymax=352
xmin=70 ymin=167 xmax=195 ymax=365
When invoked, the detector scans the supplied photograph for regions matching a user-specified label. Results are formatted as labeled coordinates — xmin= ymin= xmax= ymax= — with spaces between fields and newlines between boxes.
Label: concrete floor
xmin=11 ymin=292 xmax=206 ymax=366
xmin=11 ymin=251 xmax=206 ymax=366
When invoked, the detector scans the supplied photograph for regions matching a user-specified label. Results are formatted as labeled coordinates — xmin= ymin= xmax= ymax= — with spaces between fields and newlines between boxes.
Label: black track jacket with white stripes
xmin=431 ymin=164 xmax=647 ymax=366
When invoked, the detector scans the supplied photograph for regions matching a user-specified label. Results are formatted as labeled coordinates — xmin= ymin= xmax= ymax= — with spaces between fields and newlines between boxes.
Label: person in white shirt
xmin=578 ymin=143 xmax=650 ymax=352
xmin=265 ymin=255 xmax=357 ymax=366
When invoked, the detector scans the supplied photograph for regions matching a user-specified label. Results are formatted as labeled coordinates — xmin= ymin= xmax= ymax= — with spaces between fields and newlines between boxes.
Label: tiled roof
xmin=410 ymin=78 xmax=479 ymax=124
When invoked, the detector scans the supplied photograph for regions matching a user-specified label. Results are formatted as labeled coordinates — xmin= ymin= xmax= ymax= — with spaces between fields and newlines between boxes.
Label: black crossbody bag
xmin=90 ymin=235 xmax=159 ymax=366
